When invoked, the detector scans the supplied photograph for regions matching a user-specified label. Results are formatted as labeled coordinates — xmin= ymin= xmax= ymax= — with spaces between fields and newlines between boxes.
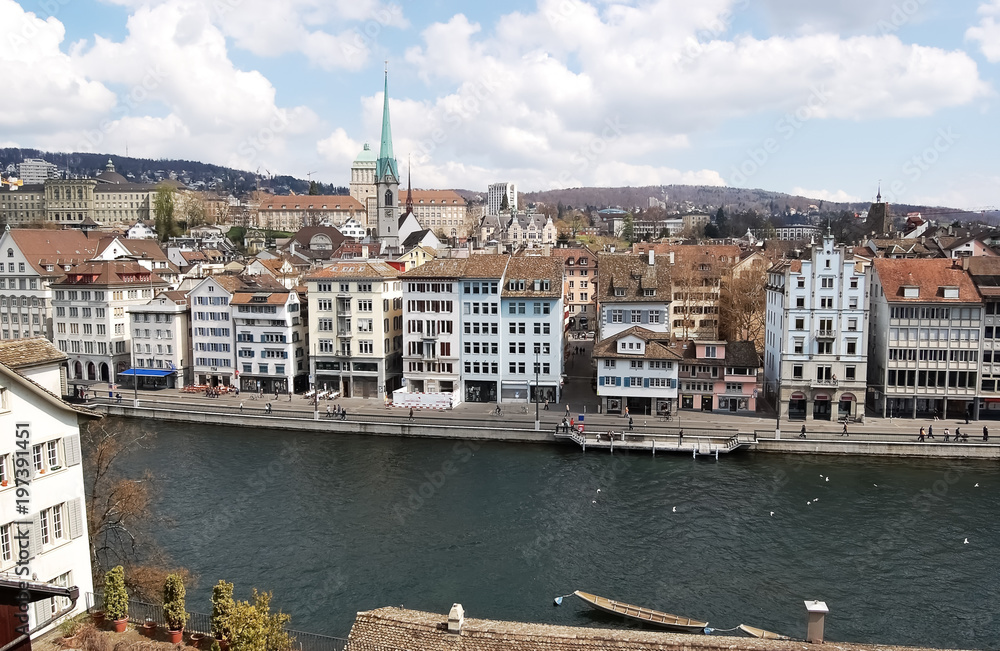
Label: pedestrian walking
xmin=956 ymin=426 xmax=962 ymax=441
xmin=918 ymin=427 xmax=925 ymax=442
xmin=678 ymin=429 xmax=684 ymax=445
xmin=624 ymin=406 xmax=630 ymax=419
xmin=240 ymin=402 xmax=244 ymax=413
xmin=115 ymin=392 xmax=122 ymax=404
xmin=543 ymin=399 xmax=549 ymax=410
xmin=340 ymin=408 xmax=347 ymax=421
xmin=842 ymin=423 xmax=848 ymax=436
xmin=943 ymin=427 xmax=950 ymax=441
xmin=265 ymin=402 xmax=272 ymax=414
xmin=799 ymin=424 xmax=806 ymax=439
xmin=984 ymin=426 xmax=990 ymax=442
xmin=408 ymin=407 xmax=415 ymax=421
xmin=628 ymin=416 xmax=634 ymax=431
xmin=326 ymin=404 xmax=331 ymax=418
xmin=565 ymin=404 xmax=570 ymax=417
xmin=928 ymin=424 xmax=934 ymax=439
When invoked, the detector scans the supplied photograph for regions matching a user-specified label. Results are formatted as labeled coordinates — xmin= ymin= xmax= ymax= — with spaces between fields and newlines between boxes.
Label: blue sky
xmin=1 ymin=0 xmax=999 ymax=208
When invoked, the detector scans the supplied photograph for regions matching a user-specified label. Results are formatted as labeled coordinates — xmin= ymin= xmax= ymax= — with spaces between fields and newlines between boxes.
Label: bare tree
xmin=83 ymin=417 xmax=191 ymax=601
xmin=719 ymin=258 xmax=767 ymax=350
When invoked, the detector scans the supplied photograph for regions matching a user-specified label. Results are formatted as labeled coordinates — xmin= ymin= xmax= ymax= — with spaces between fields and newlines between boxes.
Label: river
xmin=117 ymin=419 xmax=1000 ymax=649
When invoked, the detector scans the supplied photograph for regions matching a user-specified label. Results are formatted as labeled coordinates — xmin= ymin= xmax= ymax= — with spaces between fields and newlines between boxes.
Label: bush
xmin=104 ymin=566 xmax=128 ymax=621
xmin=162 ymin=574 xmax=187 ymax=631
xmin=227 ymin=589 xmax=293 ymax=651
xmin=211 ymin=580 xmax=235 ymax=640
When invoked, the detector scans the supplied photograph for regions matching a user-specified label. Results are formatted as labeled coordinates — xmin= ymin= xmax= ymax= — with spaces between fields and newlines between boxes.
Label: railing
xmin=87 ymin=593 xmax=348 ymax=651
xmin=816 ymin=329 xmax=835 ymax=338
xmin=811 ymin=378 xmax=839 ymax=387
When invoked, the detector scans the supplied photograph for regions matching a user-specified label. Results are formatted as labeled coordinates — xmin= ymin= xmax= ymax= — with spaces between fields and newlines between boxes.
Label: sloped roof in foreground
xmin=347 ymin=607 xmax=969 ymax=651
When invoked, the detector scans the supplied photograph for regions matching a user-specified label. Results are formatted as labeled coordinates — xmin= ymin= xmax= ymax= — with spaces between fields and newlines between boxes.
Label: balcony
xmin=816 ymin=329 xmax=835 ymax=339
xmin=810 ymin=378 xmax=839 ymax=389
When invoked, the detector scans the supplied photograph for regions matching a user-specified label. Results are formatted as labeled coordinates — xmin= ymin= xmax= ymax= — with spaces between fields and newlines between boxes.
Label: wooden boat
xmin=573 ymin=590 xmax=708 ymax=633
xmin=738 ymin=624 xmax=792 ymax=640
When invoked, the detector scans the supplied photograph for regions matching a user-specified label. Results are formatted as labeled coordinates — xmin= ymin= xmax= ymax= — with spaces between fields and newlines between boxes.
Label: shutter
xmin=671 ymin=378 xmax=677 ymax=389
xmin=28 ymin=512 xmax=41 ymax=560
xmin=641 ymin=310 xmax=649 ymax=324
xmin=623 ymin=310 xmax=631 ymax=324
xmin=35 ymin=599 xmax=52 ymax=628
xmin=67 ymin=498 xmax=84 ymax=540
xmin=64 ymin=434 xmax=82 ymax=467
xmin=644 ymin=378 xmax=649 ymax=388
xmin=605 ymin=309 xmax=612 ymax=324
xmin=616 ymin=377 xmax=622 ymax=386
xmin=599 ymin=376 xmax=605 ymax=386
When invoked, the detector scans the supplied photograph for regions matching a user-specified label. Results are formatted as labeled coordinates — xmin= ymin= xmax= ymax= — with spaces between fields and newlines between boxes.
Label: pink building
xmin=677 ymin=340 xmax=760 ymax=413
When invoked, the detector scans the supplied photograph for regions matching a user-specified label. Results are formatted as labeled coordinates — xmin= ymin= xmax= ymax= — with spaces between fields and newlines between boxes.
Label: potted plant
xmin=189 ymin=632 xmax=206 ymax=648
xmin=90 ymin=608 xmax=106 ymax=627
xmin=56 ymin=616 xmax=85 ymax=646
xmin=162 ymin=573 xmax=187 ymax=644
xmin=103 ymin=565 xmax=129 ymax=632
xmin=211 ymin=580 xmax=234 ymax=649
xmin=141 ymin=617 xmax=157 ymax=637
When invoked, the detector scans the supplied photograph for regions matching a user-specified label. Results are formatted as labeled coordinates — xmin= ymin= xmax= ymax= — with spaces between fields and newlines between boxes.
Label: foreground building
xmin=868 ymin=258 xmax=981 ymax=419
xmin=305 ymin=260 xmax=403 ymax=399
xmin=596 ymin=252 xmax=672 ymax=341
xmin=764 ymin=232 xmax=868 ymax=421
xmin=594 ymin=326 xmax=680 ymax=415
xmin=0 ymin=338 xmax=97 ymax=639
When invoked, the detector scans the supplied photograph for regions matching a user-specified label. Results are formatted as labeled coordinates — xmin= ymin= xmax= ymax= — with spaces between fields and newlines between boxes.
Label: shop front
xmin=838 ymin=393 xmax=856 ymax=418
xmin=465 ymin=380 xmax=498 ymax=403
xmin=813 ymin=393 xmax=832 ymax=420
xmin=118 ymin=368 xmax=178 ymax=390
xmin=788 ymin=392 xmax=807 ymax=420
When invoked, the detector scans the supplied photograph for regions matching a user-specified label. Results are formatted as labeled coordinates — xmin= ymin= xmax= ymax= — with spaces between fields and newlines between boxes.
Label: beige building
xmin=548 ymin=246 xmax=599 ymax=332
xmin=256 ymin=194 xmax=366 ymax=232
xmin=305 ymin=260 xmax=404 ymax=399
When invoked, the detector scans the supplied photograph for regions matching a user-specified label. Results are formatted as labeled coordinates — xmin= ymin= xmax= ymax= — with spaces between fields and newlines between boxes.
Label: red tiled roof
xmin=873 ymin=258 xmax=979 ymax=302
xmin=259 ymin=195 xmax=364 ymax=211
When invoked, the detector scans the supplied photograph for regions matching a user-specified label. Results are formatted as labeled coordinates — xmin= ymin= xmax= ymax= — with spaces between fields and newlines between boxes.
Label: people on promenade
xmin=984 ymin=426 xmax=989 ymax=441
xmin=544 ymin=400 xmax=549 ymax=410
xmin=956 ymin=426 xmax=962 ymax=441
xmin=115 ymin=392 xmax=122 ymax=404
xmin=240 ymin=402 xmax=244 ymax=413
xmin=408 ymin=407 xmax=415 ymax=421
xmin=927 ymin=425 xmax=934 ymax=439
xmin=565 ymin=404 xmax=570 ymax=417
xmin=495 ymin=404 xmax=503 ymax=416
xmin=265 ymin=402 xmax=272 ymax=414
xmin=624 ymin=406 xmax=630 ymax=419
xmin=943 ymin=427 xmax=950 ymax=441
xmin=678 ymin=430 xmax=684 ymax=445
xmin=628 ymin=416 xmax=634 ymax=431
xmin=340 ymin=408 xmax=347 ymax=421
xmin=326 ymin=405 xmax=332 ymax=418
xmin=799 ymin=424 xmax=806 ymax=439
xmin=842 ymin=423 xmax=848 ymax=436
xmin=918 ymin=427 xmax=925 ymax=442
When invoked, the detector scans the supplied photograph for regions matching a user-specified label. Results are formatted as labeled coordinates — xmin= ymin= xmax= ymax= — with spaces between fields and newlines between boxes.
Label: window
xmin=795 ymin=318 xmax=804 ymax=330
xmin=847 ymin=340 xmax=857 ymax=355
xmin=848 ymin=318 xmax=858 ymax=331
xmin=845 ymin=366 xmax=856 ymax=380
xmin=631 ymin=311 xmax=642 ymax=323
xmin=793 ymin=339 xmax=804 ymax=354
xmin=796 ymin=297 xmax=805 ymax=308
xmin=821 ymin=277 xmax=834 ymax=288
xmin=705 ymin=346 xmax=717 ymax=358
xmin=820 ymin=297 xmax=833 ymax=309
xmin=612 ymin=310 xmax=623 ymax=323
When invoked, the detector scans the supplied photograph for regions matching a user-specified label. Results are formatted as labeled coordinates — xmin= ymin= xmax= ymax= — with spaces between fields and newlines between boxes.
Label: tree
xmin=308 ymin=181 xmax=320 ymax=195
xmin=226 ymin=589 xmax=293 ymax=651
xmin=84 ymin=418 xmax=189 ymax=601
xmin=715 ymin=207 xmax=729 ymax=237
xmin=154 ymin=185 xmax=178 ymax=242
xmin=719 ymin=258 xmax=767 ymax=350
xmin=499 ymin=192 xmax=509 ymax=213
xmin=620 ymin=213 xmax=634 ymax=242
xmin=704 ymin=223 xmax=720 ymax=238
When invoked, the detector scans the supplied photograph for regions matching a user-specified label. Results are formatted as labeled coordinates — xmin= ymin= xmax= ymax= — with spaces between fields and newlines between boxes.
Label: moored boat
xmin=738 ymin=623 xmax=792 ymax=640
xmin=572 ymin=590 xmax=708 ymax=633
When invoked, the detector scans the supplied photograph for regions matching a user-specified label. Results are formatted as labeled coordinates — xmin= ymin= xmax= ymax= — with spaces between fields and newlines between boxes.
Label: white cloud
xmin=0 ymin=0 xmax=117 ymax=135
xmin=967 ymin=0 xmax=1000 ymax=62
xmin=396 ymin=0 xmax=988 ymax=189
xmin=101 ymin=0 xmax=408 ymax=70
xmin=791 ymin=188 xmax=862 ymax=203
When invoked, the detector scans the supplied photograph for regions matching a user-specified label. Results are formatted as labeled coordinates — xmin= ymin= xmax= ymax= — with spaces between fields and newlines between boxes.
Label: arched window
xmin=6 ymin=249 xmax=12 ymax=258
xmin=384 ymin=190 xmax=393 ymax=206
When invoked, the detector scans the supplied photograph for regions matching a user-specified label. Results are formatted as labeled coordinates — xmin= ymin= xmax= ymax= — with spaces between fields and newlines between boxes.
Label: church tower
xmin=375 ymin=69 xmax=400 ymax=249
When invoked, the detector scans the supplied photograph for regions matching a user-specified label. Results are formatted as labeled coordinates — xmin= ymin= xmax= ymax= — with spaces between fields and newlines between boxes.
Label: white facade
xmin=127 ymin=292 xmax=192 ymax=387
xmin=0 ymin=349 xmax=94 ymax=638
xmin=18 ymin=158 xmax=59 ymax=185
xmin=764 ymin=232 xmax=869 ymax=421
xmin=233 ymin=290 xmax=308 ymax=395
xmin=595 ymin=330 xmax=679 ymax=415
xmin=459 ymin=278 xmax=503 ymax=403
xmin=401 ymin=276 xmax=461 ymax=397
xmin=188 ymin=277 xmax=236 ymax=386
xmin=487 ymin=182 xmax=517 ymax=216
xmin=498 ymin=282 xmax=563 ymax=404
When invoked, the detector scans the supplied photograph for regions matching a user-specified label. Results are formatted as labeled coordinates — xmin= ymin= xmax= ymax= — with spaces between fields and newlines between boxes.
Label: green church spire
xmin=377 ymin=67 xmax=398 ymax=181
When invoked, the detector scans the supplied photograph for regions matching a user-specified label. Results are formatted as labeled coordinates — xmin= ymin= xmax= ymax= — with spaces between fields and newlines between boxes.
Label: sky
xmin=1 ymin=0 xmax=999 ymax=209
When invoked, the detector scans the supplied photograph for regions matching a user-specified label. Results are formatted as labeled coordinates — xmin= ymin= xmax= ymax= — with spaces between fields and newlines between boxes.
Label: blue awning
xmin=118 ymin=369 xmax=174 ymax=377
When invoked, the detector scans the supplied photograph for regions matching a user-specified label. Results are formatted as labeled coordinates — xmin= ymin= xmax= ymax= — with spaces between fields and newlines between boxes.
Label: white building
xmin=498 ymin=257 xmax=564 ymax=404
xmin=52 ymin=261 xmax=168 ymax=386
xmin=232 ymin=285 xmax=308 ymax=395
xmin=596 ymin=252 xmax=672 ymax=341
xmin=593 ymin=326 xmax=680 ymax=415
xmin=0 ymin=338 xmax=97 ymax=638
xmin=305 ymin=260 xmax=403 ymax=399
xmin=456 ymin=258 xmax=508 ymax=404
xmin=764 ymin=231 xmax=869 ymax=421
xmin=487 ymin=182 xmax=517 ymax=216
xmin=187 ymin=275 xmax=241 ymax=387
xmin=126 ymin=291 xmax=192 ymax=388
xmin=18 ymin=158 xmax=59 ymax=185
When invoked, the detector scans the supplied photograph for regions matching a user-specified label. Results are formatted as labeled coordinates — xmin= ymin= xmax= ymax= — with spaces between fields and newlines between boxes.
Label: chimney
xmin=447 ymin=603 xmax=465 ymax=634
xmin=361 ymin=245 xmax=369 ymax=259
xmin=804 ymin=600 xmax=828 ymax=643
xmin=648 ymin=250 xmax=654 ymax=266
xmin=290 ymin=241 xmax=296 ymax=257
xmin=668 ymin=251 xmax=675 ymax=265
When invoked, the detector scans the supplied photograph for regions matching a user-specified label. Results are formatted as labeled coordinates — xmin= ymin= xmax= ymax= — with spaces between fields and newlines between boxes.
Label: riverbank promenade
xmin=86 ymin=384 xmax=1000 ymax=459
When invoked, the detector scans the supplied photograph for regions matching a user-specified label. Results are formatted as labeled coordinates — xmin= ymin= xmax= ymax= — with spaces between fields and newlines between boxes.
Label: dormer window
xmin=614 ymin=288 xmax=625 ymax=297
xmin=643 ymin=288 xmax=655 ymax=297
xmin=942 ymin=286 xmax=959 ymax=299
xmin=902 ymin=286 xmax=919 ymax=298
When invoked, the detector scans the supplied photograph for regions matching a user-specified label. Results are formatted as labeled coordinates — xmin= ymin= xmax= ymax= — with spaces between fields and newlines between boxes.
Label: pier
xmin=555 ymin=428 xmax=753 ymax=458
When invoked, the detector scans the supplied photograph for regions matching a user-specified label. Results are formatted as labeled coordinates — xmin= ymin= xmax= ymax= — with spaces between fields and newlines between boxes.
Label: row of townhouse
xmin=764 ymin=229 xmax=1000 ymax=421
xmin=397 ymin=255 xmax=565 ymax=406
xmin=591 ymin=250 xmax=761 ymax=417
